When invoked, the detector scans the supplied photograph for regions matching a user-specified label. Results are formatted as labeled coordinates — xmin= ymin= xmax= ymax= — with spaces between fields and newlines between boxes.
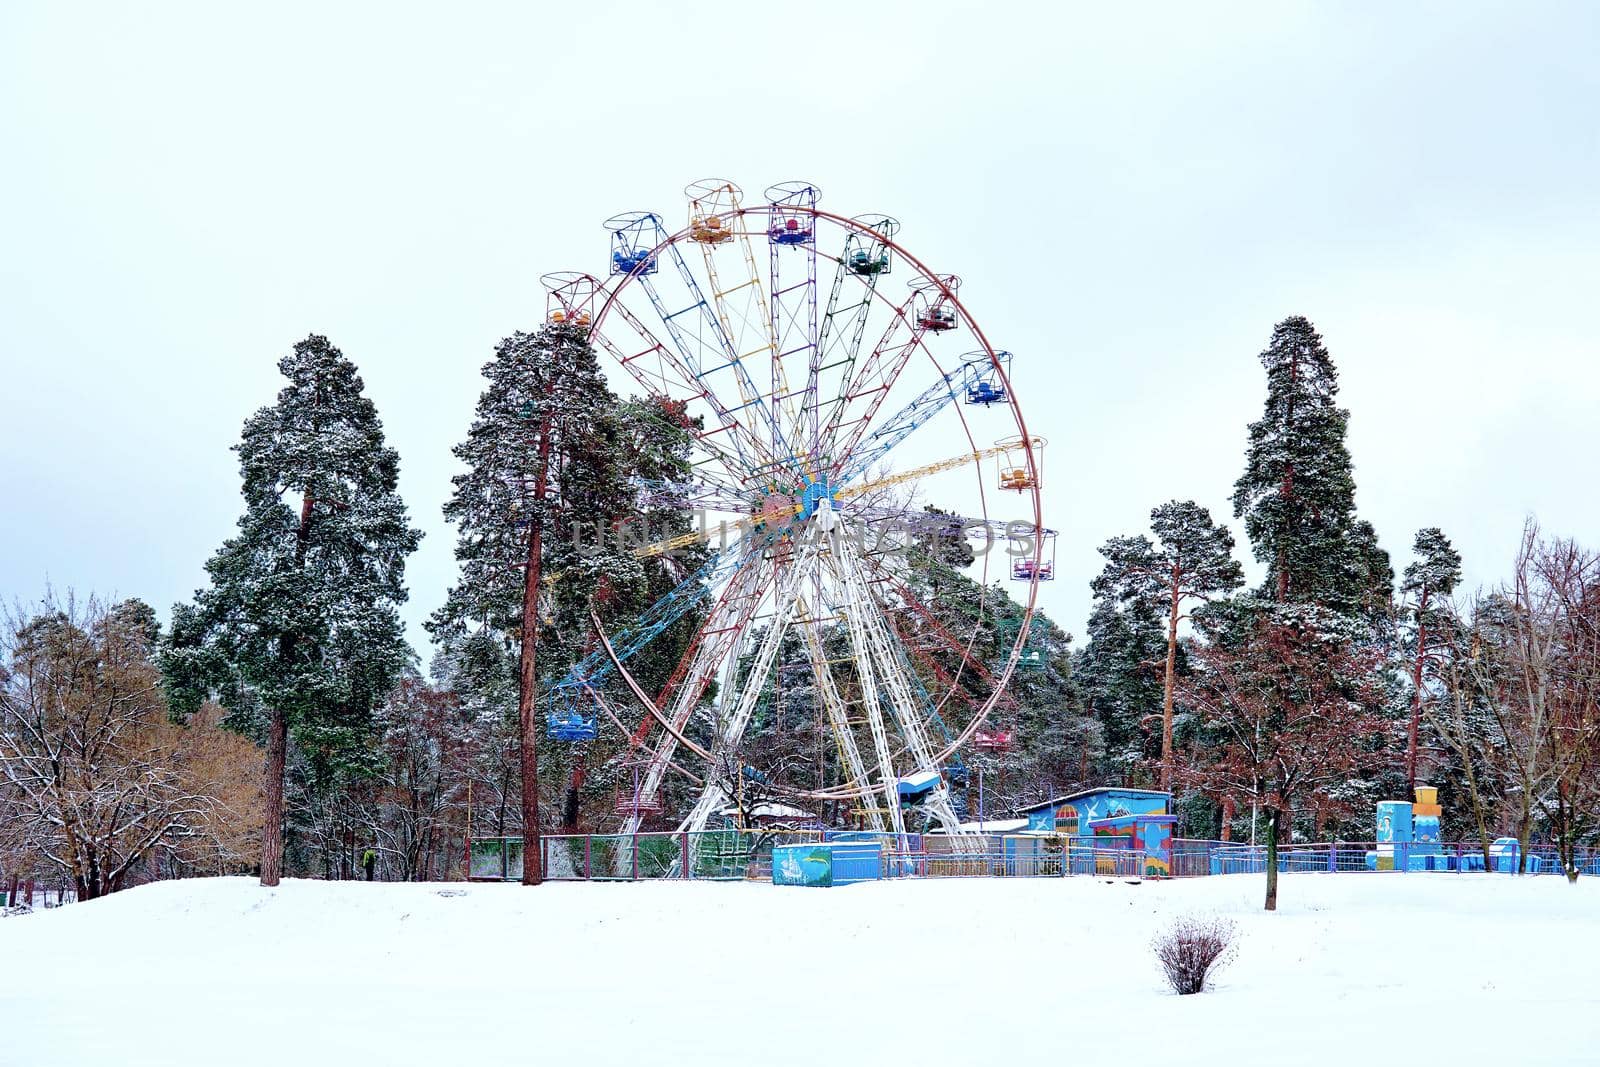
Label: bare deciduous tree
xmin=0 ymin=595 xmax=250 ymax=899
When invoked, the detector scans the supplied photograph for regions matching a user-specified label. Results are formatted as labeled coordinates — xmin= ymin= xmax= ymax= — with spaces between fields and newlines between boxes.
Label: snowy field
xmin=2 ymin=874 xmax=1597 ymax=1067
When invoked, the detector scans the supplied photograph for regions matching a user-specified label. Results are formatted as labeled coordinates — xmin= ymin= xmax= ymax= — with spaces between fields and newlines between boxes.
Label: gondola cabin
xmin=847 ymin=248 xmax=890 ymax=275
xmin=975 ymin=727 xmax=1016 ymax=752
xmin=612 ymin=249 xmax=658 ymax=275
xmin=690 ymin=214 xmax=734 ymax=244
xmin=967 ymin=380 xmax=1006 ymax=406
xmin=546 ymin=694 xmax=598 ymax=742
xmin=769 ymin=216 xmax=813 ymax=245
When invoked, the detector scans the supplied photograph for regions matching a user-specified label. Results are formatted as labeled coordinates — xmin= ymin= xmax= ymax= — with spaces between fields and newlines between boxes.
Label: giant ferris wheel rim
xmin=547 ymin=183 xmax=1049 ymax=818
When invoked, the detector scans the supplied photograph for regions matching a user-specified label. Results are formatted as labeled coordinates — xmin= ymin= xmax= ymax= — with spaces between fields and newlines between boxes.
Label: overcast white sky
xmin=3 ymin=2 xmax=1596 ymax=656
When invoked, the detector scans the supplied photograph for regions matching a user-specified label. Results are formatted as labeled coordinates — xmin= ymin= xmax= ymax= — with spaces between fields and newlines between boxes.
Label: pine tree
xmin=1400 ymin=527 xmax=1463 ymax=789
xmin=161 ymin=335 xmax=421 ymax=887
xmin=1092 ymin=503 xmax=1244 ymax=790
xmin=1232 ymin=316 xmax=1388 ymax=615
xmin=1075 ymin=591 xmax=1166 ymax=786
xmin=428 ymin=324 xmax=699 ymax=879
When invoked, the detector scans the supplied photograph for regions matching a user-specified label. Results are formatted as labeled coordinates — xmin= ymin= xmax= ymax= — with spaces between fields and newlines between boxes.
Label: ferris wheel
xmin=540 ymin=180 xmax=1052 ymax=843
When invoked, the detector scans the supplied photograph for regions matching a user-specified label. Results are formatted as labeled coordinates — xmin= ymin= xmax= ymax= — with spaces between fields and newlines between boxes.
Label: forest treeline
xmin=3 ymin=317 xmax=1596 ymax=899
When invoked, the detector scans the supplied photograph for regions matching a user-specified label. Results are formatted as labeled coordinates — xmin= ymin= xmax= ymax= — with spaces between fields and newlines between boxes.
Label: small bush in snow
xmin=1153 ymin=915 xmax=1237 ymax=995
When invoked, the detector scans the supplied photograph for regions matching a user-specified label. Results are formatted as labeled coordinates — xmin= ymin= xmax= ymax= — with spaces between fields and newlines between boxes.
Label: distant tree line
xmin=4 ymin=316 xmax=1595 ymax=904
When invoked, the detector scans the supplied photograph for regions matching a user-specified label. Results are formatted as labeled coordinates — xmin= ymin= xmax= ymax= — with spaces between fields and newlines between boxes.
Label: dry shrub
xmin=1153 ymin=914 xmax=1237 ymax=994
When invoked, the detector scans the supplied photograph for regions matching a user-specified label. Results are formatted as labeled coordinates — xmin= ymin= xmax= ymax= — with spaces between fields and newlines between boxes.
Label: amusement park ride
xmin=538 ymin=180 xmax=1054 ymax=847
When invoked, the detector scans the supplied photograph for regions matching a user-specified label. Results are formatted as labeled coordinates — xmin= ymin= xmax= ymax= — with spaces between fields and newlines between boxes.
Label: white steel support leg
xmin=838 ymin=541 xmax=974 ymax=844
xmin=676 ymin=548 xmax=815 ymax=835
xmin=796 ymin=593 xmax=885 ymax=835
xmin=832 ymin=552 xmax=907 ymax=844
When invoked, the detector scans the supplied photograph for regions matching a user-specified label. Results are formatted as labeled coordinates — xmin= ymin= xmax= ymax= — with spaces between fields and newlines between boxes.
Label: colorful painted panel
xmin=773 ymin=845 xmax=833 ymax=887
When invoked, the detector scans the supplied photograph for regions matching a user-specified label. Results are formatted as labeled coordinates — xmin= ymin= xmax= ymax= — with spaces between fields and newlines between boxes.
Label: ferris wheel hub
xmin=797 ymin=477 xmax=837 ymax=521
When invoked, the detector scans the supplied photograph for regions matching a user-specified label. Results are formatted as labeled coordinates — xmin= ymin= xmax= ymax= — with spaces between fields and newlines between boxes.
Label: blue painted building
xmin=1018 ymin=787 xmax=1175 ymax=876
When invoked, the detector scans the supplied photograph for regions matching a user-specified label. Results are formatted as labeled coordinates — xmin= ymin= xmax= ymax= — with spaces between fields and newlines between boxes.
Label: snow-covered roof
xmin=1017 ymin=787 xmax=1171 ymax=814
xmin=897 ymin=769 xmax=941 ymax=789
xmin=927 ymin=818 xmax=1030 ymax=834
xmin=715 ymin=803 xmax=816 ymax=820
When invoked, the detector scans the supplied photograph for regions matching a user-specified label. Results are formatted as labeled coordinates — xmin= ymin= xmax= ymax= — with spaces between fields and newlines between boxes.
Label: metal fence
xmin=467 ymin=832 xmax=1600 ymax=883
xmin=1171 ymin=839 xmax=1600 ymax=877
xmin=471 ymin=831 xmax=1151 ymax=882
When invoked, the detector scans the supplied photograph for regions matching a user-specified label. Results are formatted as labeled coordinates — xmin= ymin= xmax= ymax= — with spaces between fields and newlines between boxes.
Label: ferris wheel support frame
xmin=547 ymin=189 xmax=1046 ymax=840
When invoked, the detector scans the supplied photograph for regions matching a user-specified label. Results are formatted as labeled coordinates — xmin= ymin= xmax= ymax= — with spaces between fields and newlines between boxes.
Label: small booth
xmin=1018 ymin=787 xmax=1175 ymax=877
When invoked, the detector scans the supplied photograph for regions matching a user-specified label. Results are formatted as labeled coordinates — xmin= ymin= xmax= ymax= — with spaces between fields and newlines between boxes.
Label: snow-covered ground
xmin=2 ymin=874 xmax=1596 ymax=1066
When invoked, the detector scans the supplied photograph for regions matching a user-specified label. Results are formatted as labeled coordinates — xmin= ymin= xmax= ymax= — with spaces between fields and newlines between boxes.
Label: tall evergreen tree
xmin=1075 ymin=590 xmax=1166 ymax=785
xmin=1400 ymin=527 xmax=1463 ymax=789
xmin=1231 ymin=316 xmax=1388 ymax=615
xmin=430 ymin=322 xmax=629 ymax=884
xmin=1093 ymin=502 xmax=1244 ymax=790
xmin=162 ymin=335 xmax=421 ymax=886
xmin=429 ymin=324 xmax=703 ymax=877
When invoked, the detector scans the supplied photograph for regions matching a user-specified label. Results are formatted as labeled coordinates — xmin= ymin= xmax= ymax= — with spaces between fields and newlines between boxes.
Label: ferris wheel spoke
xmin=551 ymin=537 xmax=761 ymax=710
xmin=762 ymin=183 xmax=823 ymax=462
xmin=854 ymin=545 xmax=1019 ymax=766
xmin=814 ymin=291 xmax=914 ymax=465
xmin=601 ymin=294 xmax=772 ymax=479
xmin=618 ymin=552 xmax=775 ymax=830
xmin=645 ymin=182 xmax=785 ymax=465
xmin=826 ymin=276 xmax=963 ymax=476
xmin=629 ymin=476 xmax=752 ymax=514
xmin=767 ymin=247 xmax=818 ymax=462
xmin=833 ymin=354 xmax=1000 ymax=486
xmin=693 ymin=221 xmax=789 ymax=457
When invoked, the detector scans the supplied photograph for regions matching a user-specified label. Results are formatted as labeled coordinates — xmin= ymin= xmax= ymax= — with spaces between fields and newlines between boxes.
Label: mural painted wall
xmin=1025 ymin=789 xmax=1170 ymax=834
xmin=1088 ymin=814 xmax=1177 ymax=876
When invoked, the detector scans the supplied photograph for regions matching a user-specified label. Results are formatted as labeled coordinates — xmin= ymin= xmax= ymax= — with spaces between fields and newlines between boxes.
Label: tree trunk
xmin=263 ymin=492 xmax=313 ymax=889
xmin=1264 ymin=810 xmax=1281 ymax=911
xmin=562 ymin=756 xmax=586 ymax=831
xmin=1405 ymin=591 xmax=1428 ymax=791
xmin=260 ymin=703 xmax=288 ymax=887
xmin=1463 ymin=755 xmax=1493 ymax=874
xmin=1160 ymin=569 xmax=1181 ymax=791
xmin=1515 ymin=799 xmax=1533 ymax=876
xmin=517 ymin=418 xmax=553 ymax=887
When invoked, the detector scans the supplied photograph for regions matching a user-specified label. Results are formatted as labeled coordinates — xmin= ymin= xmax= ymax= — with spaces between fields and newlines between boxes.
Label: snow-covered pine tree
xmin=429 ymin=325 xmax=702 ymax=879
xmin=1400 ymin=527 xmax=1463 ymax=789
xmin=1231 ymin=316 xmax=1391 ymax=617
xmin=1093 ymin=502 xmax=1244 ymax=790
xmin=162 ymin=335 xmax=422 ymax=887
xmin=1075 ymin=585 xmax=1166 ymax=786
xmin=431 ymin=322 xmax=628 ymax=884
